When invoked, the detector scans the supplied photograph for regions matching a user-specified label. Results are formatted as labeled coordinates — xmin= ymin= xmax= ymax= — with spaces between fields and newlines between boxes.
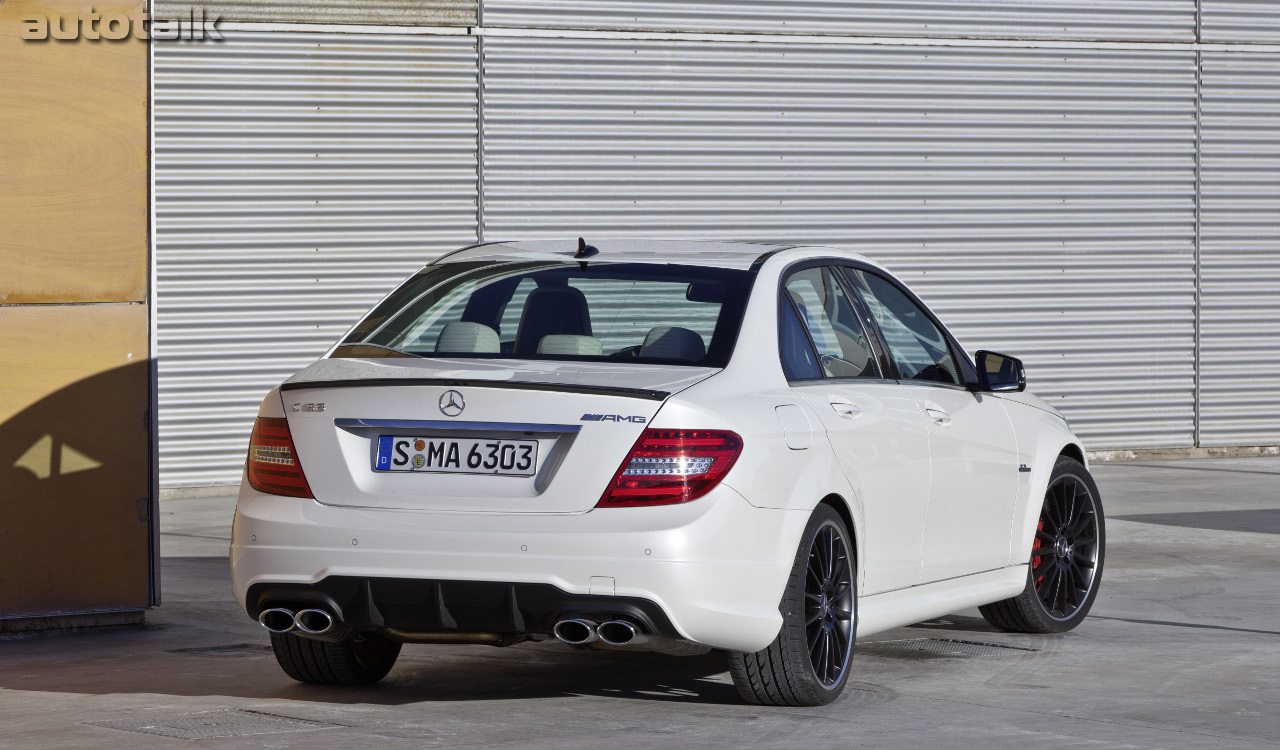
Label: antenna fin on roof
xmin=574 ymin=237 xmax=599 ymax=260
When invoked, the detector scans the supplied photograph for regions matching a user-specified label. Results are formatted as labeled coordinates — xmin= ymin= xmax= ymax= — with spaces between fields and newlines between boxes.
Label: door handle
xmin=925 ymin=407 xmax=951 ymax=427
xmin=830 ymin=401 xmax=862 ymax=419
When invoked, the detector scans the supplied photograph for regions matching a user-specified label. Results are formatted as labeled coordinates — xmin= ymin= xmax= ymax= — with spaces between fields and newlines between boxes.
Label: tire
xmin=269 ymin=631 xmax=402 ymax=685
xmin=980 ymin=455 xmax=1106 ymax=634
xmin=729 ymin=504 xmax=856 ymax=706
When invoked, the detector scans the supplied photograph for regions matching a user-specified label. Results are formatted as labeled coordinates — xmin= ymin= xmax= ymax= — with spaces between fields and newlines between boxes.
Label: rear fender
xmin=651 ymin=388 xmax=865 ymax=595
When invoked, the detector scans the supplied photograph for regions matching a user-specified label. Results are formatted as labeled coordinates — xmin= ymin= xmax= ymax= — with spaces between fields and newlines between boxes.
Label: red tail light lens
xmin=598 ymin=429 xmax=743 ymax=507
xmin=246 ymin=417 xmax=314 ymax=498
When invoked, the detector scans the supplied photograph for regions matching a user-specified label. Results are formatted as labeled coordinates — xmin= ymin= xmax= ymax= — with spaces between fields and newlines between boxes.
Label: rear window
xmin=334 ymin=261 xmax=754 ymax=367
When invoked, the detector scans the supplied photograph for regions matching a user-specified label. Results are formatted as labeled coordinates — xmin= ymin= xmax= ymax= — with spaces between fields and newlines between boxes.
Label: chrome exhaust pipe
xmin=597 ymin=620 xmax=649 ymax=646
xmin=258 ymin=608 xmax=297 ymax=634
xmin=552 ymin=619 xmax=598 ymax=645
xmin=293 ymin=608 xmax=337 ymax=636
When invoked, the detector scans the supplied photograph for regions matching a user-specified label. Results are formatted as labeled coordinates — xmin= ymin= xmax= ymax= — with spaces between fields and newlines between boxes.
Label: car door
xmin=779 ymin=264 xmax=932 ymax=595
xmin=840 ymin=265 xmax=1020 ymax=584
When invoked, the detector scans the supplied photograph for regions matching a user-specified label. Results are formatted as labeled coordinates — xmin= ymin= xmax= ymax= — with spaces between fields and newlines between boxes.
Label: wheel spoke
xmin=1040 ymin=566 xmax=1061 ymax=609
xmin=829 ymin=627 xmax=839 ymax=680
xmin=1066 ymin=574 xmax=1081 ymax=610
xmin=820 ymin=631 xmax=831 ymax=682
xmin=1068 ymin=513 xmax=1094 ymax=539
xmin=826 ymin=530 xmax=837 ymax=581
xmin=1048 ymin=569 xmax=1061 ymax=615
xmin=829 ymin=555 xmax=847 ymax=588
xmin=1057 ymin=567 xmax=1072 ymax=614
xmin=1068 ymin=565 xmax=1087 ymax=598
xmin=805 ymin=610 xmax=823 ymax=626
xmin=807 ymin=556 xmax=825 ymax=588
xmin=1042 ymin=498 xmax=1061 ymax=534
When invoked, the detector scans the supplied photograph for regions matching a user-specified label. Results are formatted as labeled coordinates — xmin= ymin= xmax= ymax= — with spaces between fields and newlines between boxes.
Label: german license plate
xmin=374 ymin=436 xmax=538 ymax=476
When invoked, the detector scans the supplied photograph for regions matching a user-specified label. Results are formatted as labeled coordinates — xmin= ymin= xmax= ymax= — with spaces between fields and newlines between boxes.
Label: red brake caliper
xmin=1032 ymin=519 xmax=1045 ymax=587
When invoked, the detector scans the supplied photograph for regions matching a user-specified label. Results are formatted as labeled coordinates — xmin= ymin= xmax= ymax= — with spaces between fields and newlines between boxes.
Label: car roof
xmin=434 ymin=239 xmax=875 ymax=271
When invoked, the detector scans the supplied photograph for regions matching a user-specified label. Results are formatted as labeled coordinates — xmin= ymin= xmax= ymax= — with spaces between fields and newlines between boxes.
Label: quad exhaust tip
xmin=294 ymin=608 xmax=336 ymax=636
xmin=553 ymin=618 xmax=649 ymax=646
xmin=597 ymin=620 xmax=649 ymax=646
xmin=552 ymin=619 xmax=598 ymax=645
xmin=258 ymin=607 xmax=339 ymax=637
xmin=258 ymin=607 xmax=296 ymax=634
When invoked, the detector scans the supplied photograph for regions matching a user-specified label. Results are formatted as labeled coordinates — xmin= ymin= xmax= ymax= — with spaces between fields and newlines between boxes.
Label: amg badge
xmin=581 ymin=414 xmax=647 ymax=423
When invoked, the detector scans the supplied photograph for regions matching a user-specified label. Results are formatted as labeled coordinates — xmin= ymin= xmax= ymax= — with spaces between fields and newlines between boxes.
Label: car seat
xmin=513 ymin=287 xmax=592 ymax=355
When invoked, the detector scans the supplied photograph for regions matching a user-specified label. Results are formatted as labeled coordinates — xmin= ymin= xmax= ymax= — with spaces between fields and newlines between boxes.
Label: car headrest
xmin=513 ymin=286 xmax=592 ymax=355
xmin=640 ymin=326 xmax=707 ymax=362
xmin=435 ymin=321 xmax=500 ymax=354
xmin=537 ymin=335 xmax=603 ymax=357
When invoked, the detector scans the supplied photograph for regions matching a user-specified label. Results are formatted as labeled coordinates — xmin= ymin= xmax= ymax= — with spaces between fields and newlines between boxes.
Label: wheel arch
xmin=817 ymin=493 xmax=859 ymax=563
xmin=1057 ymin=441 xmax=1086 ymax=467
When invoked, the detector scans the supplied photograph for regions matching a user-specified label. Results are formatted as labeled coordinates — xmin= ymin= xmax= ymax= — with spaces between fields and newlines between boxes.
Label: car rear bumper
xmin=230 ymin=481 xmax=806 ymax=653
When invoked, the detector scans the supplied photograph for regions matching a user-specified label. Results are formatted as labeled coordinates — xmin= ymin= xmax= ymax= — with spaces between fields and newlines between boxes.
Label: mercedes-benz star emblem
xmin=439 ymin=390 xmax=465 ymax=417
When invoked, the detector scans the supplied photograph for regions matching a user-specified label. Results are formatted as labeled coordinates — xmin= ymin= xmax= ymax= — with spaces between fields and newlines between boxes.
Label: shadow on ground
xmin=1114 ymin=508 xmax=1280 ymax=535
xmin=0 ymin=557 xmax=747 ymax=706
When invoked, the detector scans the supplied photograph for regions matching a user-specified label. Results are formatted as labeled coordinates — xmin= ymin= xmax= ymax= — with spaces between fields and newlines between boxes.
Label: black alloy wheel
xmin=980 ymin=455 xmax=1106 ymax=634
xmin=806 ymin=522 xmax=855 ymax=686
xmin=1033 ymin=471 xmax=1101 ymax=620
xmin=729 ymin=504 xmax=857 ymax=706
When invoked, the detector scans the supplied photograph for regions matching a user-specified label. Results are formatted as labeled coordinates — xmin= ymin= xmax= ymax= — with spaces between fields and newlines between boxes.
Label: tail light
xmin=598 ymin=429 xmax=743 ymax=507
xmin=246 ymin=417 xmax=313 ymax=498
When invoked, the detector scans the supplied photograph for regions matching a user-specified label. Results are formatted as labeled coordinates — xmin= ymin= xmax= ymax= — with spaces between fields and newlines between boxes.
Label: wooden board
xmin=0 ymin=303 xmax=151 ymax=616
xmin=0 ymin=0 xmax=147 ymax=304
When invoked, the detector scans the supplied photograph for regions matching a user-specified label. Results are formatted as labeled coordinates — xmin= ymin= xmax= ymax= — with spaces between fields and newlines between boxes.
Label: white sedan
xmin=232 ymin=239 xmax=1105 ymax=706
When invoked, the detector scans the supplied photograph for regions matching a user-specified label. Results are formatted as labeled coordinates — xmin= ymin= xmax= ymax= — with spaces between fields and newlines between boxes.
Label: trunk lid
xmin=281 ymin=357 xmax=716 ymax=513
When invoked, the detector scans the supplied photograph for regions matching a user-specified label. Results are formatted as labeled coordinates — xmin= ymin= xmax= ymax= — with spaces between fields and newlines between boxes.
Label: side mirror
xmin=975 ymin=350 xmax=1026 ymax=392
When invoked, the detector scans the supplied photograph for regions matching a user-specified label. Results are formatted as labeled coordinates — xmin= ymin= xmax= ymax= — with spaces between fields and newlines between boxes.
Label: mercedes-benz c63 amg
xmin=232 ymin=239 xmax=1105 ymax=706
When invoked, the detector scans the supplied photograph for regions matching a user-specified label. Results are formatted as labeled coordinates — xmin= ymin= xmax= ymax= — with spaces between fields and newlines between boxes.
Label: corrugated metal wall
xmin=483 ymin=0 xmax=1195 ymax=42
xmin=1202 ymin=1 xmax=1280 ymax=43
xmin=151 ymin=3 xmax=1280 ymax=487
xmin=154 ymin=31 xmax=478 ymax=486
xmin=1199 ymin=51 xmax=1280 ymax=446
xmin=481 ymin=39 xmax=1199 ymax=448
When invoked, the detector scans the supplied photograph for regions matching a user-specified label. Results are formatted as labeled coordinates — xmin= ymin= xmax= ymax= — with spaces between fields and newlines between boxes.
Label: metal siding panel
xmin=154 ymin=31 xmax=478 ymax=486
xmin=1202 ymin=1 xmax=1280 ymax=44
xmin=483 ymin=0 xmax=1194 ymax=42
xmin=152 ymin=0 xmax=475 ymax=26
xmin=1199 ymin=52 xmax=1280 ymax=445
xmin=482 ymin=39 xmax=1198 ymax=449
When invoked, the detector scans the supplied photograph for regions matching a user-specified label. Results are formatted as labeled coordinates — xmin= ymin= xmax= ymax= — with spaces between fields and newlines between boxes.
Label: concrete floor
xmin=2 ymin=458 xmax=1279 ymax=749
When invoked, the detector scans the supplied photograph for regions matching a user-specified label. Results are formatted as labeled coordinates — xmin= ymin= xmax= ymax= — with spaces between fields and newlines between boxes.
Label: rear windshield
xmin=334 ymin=261 xmax=754 ymax=367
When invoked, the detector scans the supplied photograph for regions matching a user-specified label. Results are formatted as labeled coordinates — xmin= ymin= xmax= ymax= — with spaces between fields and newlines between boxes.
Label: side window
xmin=781 ymin=267 xmax=880 ymax=380
xmin=843 ymin=268 xmax=959 ymax=385
xmin=779 ymin=298 xmax=822 ymax=380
